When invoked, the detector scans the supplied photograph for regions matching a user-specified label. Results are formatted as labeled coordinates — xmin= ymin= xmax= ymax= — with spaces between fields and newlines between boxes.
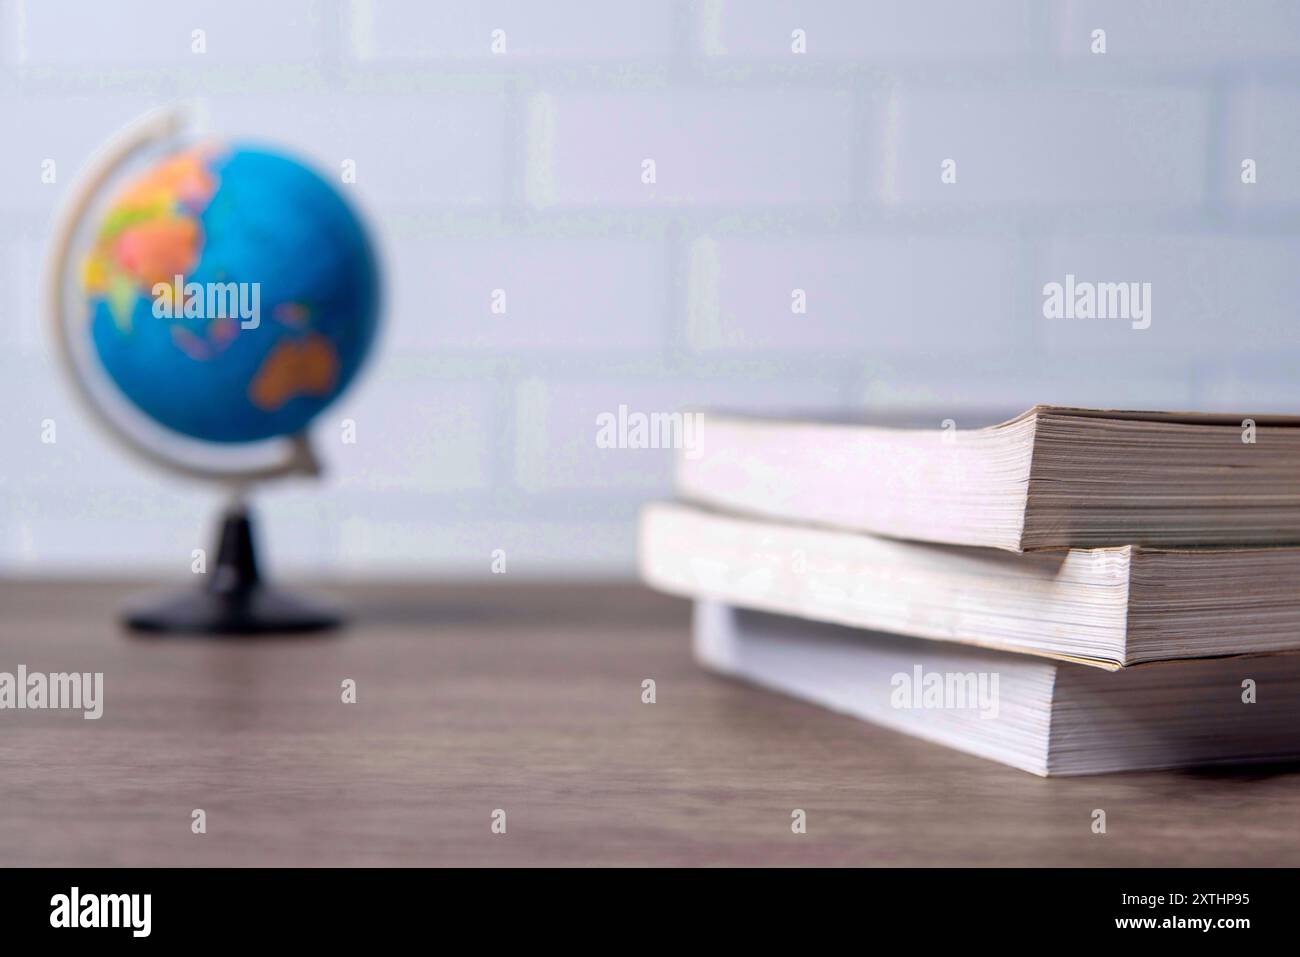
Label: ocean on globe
xmin=81 ymin=142 xmax=379 ymax=444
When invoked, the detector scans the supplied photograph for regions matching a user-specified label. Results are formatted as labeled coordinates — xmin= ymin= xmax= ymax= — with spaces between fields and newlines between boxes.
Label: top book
xmin=676 ymin=405 xmax=1300 ymax=551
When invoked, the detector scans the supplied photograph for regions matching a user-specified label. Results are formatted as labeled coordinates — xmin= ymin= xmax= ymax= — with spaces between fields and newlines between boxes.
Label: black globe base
xmin=124 ymin=507 xmax=342 ymax=636
xmin=124 ymin=584 xmax=342 ymax=635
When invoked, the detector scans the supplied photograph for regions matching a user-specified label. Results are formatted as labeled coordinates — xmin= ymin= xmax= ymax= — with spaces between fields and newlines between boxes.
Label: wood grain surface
xmin=1 ymin=580 xmax=1297 ymax=867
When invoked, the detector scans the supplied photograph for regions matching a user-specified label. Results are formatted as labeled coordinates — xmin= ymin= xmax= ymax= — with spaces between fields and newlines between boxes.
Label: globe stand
xmin=125 ymin=506 xmax=342 ymax=636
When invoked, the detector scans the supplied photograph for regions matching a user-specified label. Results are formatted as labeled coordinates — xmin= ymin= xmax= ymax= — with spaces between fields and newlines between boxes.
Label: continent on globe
xmin=82 ymin=149 xmax=215 ymax=333
xmin=248 ymin=334 xmax=339 ymax=412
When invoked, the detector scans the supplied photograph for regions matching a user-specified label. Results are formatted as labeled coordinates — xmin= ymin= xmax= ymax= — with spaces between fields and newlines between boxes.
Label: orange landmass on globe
xmin=111 ymin=216 xmax=202 ymax=285
xmin=113 ymin=148 xmax=216 ymax=211
xmin=247 ymin=335 xmax=339 ymax=412
xmin=81 ymin=146 xmax=219 ymax=330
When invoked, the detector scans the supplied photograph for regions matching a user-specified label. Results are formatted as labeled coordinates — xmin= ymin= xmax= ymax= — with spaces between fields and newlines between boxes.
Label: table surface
xmin=2 ymin=580 xmax=1297 ymax=867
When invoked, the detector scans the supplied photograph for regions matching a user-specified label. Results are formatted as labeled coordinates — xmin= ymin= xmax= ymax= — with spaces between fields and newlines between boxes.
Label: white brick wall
xmin=330 ymin=366 xmax=497 ymax=494
xmin=2 ymin=0 xmax=1300 ymax=578
xmin=892 ymin=86 xmax=1210 ymax=206
xmin=1038 ymin=235 xmax=1300 ymax=358
xmin=1224 ymin=84 xmax=1300 ymax=207
xmin=684 ymin=235 xmax=1024 ymax=355
xmin=344 ymin=0 xmax=675 ymax=62
xmin=0 ymin=93 xmax=162 ymax=214
xmin=701 ymin=0 xmax=1039 ymax=59
xmin=1056 ymin=0 xmax=1300 ymax=60
xmin=385 ymin=237 xmax=668 ymax=352
xmin=12 ymin=0 xmax=330 ymax=67
xmin=535 ymin=90 xmax=859 ymax=207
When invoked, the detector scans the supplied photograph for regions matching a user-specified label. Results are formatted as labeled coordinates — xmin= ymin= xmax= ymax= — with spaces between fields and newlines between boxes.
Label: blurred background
xmin=2 ymin=0 xmax=1299 ymax=579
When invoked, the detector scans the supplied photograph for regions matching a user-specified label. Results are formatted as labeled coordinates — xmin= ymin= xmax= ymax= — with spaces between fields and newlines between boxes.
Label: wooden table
xmin=1 ymin=580 xmax=1296 ymax=867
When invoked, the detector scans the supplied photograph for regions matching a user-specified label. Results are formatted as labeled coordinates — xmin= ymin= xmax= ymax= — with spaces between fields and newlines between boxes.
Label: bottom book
xmin=694 ymin=601 xmax=1300 ymax=776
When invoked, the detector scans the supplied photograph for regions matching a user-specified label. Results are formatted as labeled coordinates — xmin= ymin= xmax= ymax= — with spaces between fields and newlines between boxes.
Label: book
xmin=640 ymin=501 xmax=1300 ymax=669
xmin=676 ymin=406 xmax=1300 ymax=551
xmin=694 ymin=600 xmax=1300 ymax=776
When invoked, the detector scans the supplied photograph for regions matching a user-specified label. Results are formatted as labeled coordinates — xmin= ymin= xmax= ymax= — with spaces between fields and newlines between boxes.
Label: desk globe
xmin=48 ymin=110 xmax=380 ymax=634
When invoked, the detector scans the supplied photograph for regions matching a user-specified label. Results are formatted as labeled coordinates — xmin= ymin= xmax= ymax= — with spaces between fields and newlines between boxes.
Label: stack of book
xmin=639 ymin=406 xmax=1300 ymax=776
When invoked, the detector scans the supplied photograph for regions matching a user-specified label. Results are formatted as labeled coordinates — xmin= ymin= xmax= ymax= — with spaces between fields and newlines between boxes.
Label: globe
xmin=80 ymin=142 xmax=379 ymax=444
xmin=46 ymin=112 xmax=383 ymax=635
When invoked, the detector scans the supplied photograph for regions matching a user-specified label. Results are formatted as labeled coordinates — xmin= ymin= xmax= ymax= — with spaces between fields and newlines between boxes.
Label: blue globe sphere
xmin=81 ymin=143 xmax=379 ymax=444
